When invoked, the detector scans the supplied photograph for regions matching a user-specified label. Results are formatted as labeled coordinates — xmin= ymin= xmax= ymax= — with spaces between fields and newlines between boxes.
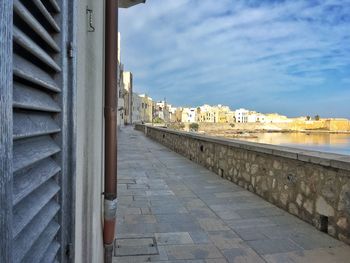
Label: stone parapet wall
xmin=135 ymin=124 xmax=350 ymax=244
xmin=134 ymin=123 xmax=146 ymax=133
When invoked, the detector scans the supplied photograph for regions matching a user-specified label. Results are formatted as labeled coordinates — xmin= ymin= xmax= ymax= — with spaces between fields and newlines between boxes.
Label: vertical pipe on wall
xmin=104 ymin=0 xmax=118 ymax=262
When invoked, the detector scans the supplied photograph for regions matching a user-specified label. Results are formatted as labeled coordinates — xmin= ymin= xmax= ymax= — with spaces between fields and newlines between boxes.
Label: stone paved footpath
xmin=114 ymin=127 xmax=350 ymax=263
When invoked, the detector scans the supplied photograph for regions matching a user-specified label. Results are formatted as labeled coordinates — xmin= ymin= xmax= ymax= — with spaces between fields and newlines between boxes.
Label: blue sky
xmin=120 ymin=0 xmax=350 ymax=118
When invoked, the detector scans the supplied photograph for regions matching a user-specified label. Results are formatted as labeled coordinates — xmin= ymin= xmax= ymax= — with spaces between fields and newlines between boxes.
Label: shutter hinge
xmin=66 ymin=243 xmax=73 ymax=260
xmin=67 ymin=42 xmax=74 ymax=58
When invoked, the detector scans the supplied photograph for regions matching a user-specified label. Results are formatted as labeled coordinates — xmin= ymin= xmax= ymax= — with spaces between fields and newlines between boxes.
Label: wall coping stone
xmin=142 ymin=125 xmax=350 ymax=172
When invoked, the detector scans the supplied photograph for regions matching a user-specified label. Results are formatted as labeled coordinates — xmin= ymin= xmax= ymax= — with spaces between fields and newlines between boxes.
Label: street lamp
xmin=119 ymin=0 xmax=146 ymax=8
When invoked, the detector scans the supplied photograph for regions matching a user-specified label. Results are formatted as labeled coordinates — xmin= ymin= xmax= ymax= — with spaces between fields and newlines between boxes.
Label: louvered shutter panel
xmin=12 ymin=1 xmax=67 ymax=262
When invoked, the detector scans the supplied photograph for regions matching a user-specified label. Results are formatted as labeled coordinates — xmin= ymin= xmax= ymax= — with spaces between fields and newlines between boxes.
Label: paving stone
xmin=127 ymin=200 xmax=150 ymax=208
xmin=112 ymin=245 xmax=168 ymax=262
xmin=233 ymin=228 xmax=267 ymax=241
xmin=117 ymin=208 xmax=142 ymax=216
xmin=222 ymin=247 xmax=265 ymax=263
xmin=124 ymin=214 xmax=157 ymax=224
xmin=151 ymin=206 xmax=188 ymax=215
xmin=214 ymin=192 xmax=252 ymax=198
xmin=165 ymin=244 xmax=223 ymax=260
xmin=226 ymin=217 xmax=276 ymax=230
xmin=267 ymin=215 xmax=304 ymax=226
xmin=146 ymin=190 xmax=175 ymax=196
xmin=117 ymin=223 xmax=173 ymax=235
xmin=152 ymin=261 xmax=204 ymax=263
xmin=289 ymin=231 xmax=344 ymax=250
xmin=118 ymin=184 xmax=128 ymax=191
xmin=155 ymin=232 xmax=194 ymax=245
xmin=247 ymin=238 xmax=302 ymax=255
xmin=215 ymin=210 xmax=241 ymax=220
xmin=127 ymin=184 xmax=149 ymax=190
xmin=114 ymin=237 xmax=158 ymax=257
xmin=183 ymin=199 xmax=207 ymax=209
xmin=167 ymin=222 xmax=203 ymax=232
xmin=235 ymin=208 xmax=265 ymax=219
xmin=155 ymin=214 xmax=194 ymax=224
xmin=141 ymin=207 xmax=152 ymax=215
xmin=118 ymin=196 xmax=134 ymax=203
xmin=189 ymin=208 xmax=218 ymax=219
xmin=207 ymin=231 xmax=240 ymax=249
xmin=198 ymin=218 xmax=230 ymax=231
xmin=119 ymin=179 xmax=136 ymax=184
xmin=263 ymin=246 xmax=350 ymax=263
xmin=205 ymin=259 xmax=228 ymax=263
xmin=189 ymin=231 xmax=211 ymax=244
xmin=258 ymin=207 xmax=286 ymax=217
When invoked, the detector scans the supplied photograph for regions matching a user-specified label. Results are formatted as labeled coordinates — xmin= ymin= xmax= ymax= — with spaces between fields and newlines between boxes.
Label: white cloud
xmin=120 ymin=0 xmax=350 ymax=117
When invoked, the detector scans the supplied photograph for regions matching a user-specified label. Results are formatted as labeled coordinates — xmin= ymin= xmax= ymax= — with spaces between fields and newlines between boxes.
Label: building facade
xmin=132 ymin=92 xmax=142 ymax=123
xmin=265 ymin=113 xmax=292 ymax=123
xmin=0 ymin=1 xmax=147 ymax=263
xmin=235 ymin=108 xmax=249 ymax=123
xmin=172 ymin=107 xmax=183 ymax=122
xmin=123 ymin=72 xmax=133 ymax=124
xmin=247 ymin=111 xmax=266 ymax=123
xmin=154 ymin=101 xmax=171 ymax=122
xmin=181 ymin=108 xmax=197 ymax=123
xmin=139 ymin=94 xmax=153 ymax=123
xmin=197 ymin=105 xmax=216 ymax=122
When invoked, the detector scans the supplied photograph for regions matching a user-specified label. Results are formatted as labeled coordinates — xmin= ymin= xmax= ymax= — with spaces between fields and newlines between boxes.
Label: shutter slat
xmin=33 ymin=0 xmax=60 ymax=32
xmin=13 ymin=83 xmax=60 ymax=112
xmin=14 ymin=0 xmax=60 ymax=52
xmin=13 ymin=158 xmax=60 ymax=205
xmin=14 ymin=54 xmax=60 ymax=92
xmin=48 ymin=0 xmax=61 ymax=13
xmin=13 ymin=180 xmax=60 ymax=238
xmin=13 ymin=136 xmax=60 ymax=172
xmin=13 ymin=112 xmax=61 ymax=140
xmin=13 ymin=26 xmax=61 ymax=72
xmin=22 ymin=222 xmax=60 ymax=263
xmin=14 ymin=213 xmax=60 ymax=263
xmin=40 ymin=241 xmax=60 ymax=263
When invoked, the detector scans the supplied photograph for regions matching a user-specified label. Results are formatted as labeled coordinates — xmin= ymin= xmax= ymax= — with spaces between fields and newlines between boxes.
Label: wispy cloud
xmin=120 ymin=0 xmax=350 ymax=117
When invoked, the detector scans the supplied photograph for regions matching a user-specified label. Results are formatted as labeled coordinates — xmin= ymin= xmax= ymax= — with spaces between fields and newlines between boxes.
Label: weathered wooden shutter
xmin=10 ymin=0 xmax=74 ymax=262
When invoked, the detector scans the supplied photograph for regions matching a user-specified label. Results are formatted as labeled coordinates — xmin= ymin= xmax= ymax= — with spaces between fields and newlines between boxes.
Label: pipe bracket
xmin=104 ymin=198 xmax=118 ymax=220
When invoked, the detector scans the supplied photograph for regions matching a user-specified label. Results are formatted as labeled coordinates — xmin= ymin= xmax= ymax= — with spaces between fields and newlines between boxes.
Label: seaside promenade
xmin=114 ymin=127 xmax=350 ymax=263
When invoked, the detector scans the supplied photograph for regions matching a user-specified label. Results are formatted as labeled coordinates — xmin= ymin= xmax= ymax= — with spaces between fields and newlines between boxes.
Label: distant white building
xmin=188 ymin=108 xmax=197 ymax=123
xmin=168 ymin=105 xmax=177 ymax=122
xmin=182 ymin=108 xmax=197 ymax=123
xmin=235 ymin=108 xmax=249 ymax=123
xmin=155 ymin=101 xmax=171 ymax=122
xmin=247 ymin=112 xmax=266 ymax=123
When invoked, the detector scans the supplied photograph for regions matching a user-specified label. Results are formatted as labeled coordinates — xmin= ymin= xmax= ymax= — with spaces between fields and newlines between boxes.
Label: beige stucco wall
xmin=75 ymin=0 xmax=105 ymax=262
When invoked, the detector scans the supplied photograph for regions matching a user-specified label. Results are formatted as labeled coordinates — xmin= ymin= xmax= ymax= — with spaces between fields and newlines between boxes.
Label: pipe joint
xmin=104 ymin=198 xmax=118 ymax=220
